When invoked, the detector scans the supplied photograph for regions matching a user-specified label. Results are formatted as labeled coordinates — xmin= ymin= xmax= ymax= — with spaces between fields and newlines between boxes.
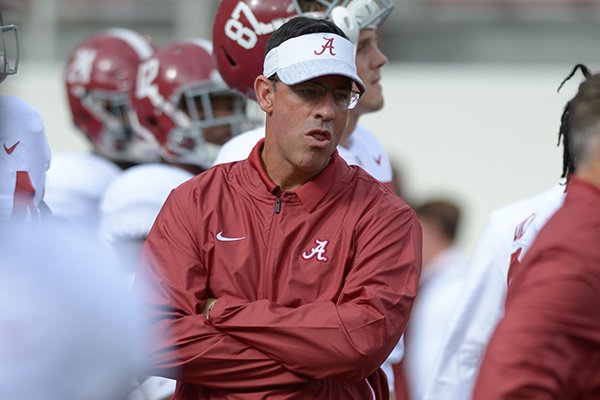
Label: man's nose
xmin=373 ymin=45 xmax=388 ymax=69
xmin=314 ymin=91 xmax=337 ymax=121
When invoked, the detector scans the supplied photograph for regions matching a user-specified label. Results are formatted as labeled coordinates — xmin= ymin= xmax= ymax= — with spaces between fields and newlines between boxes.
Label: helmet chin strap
xmin=330 ymin=6 xmax=359 ymax=54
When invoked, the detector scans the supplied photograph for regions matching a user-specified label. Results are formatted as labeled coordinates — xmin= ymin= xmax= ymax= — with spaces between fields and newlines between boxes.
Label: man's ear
xmin=254 ymin=75 xmax=274 ymax=114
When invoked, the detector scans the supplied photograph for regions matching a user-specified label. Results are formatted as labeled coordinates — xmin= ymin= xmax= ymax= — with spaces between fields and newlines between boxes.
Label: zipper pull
xmin=275 ymin=195 xmax=281 ymax=214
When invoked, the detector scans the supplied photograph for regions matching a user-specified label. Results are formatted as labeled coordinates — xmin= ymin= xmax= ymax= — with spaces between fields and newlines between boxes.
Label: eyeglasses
xmin=272 ymin=77 xmax=361 ymax=110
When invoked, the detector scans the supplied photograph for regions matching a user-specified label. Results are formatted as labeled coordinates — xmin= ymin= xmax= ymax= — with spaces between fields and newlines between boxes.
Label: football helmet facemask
xmin=132 ymin=39 xmax=257 ymax=170
xmin=0 ymin=8 xmax=20 ymax=83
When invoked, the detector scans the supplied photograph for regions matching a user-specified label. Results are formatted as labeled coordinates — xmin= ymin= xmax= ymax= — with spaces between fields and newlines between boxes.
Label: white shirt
xmin=338 ymin=125 xmax=393 ymax=184
xmin=404 ymin=247 xmax=468 ymax=400
xmin=212 ymin=125 xmax=393 ymax=186
xmin=99 ymin=163 xmax=193 ymax=242
xmin=212 ymin=127 xmax=264 ymax=166
xmin=44 ymin=152 xmax=121 ymax=226
xmin=380 ymin=339 xmax=404 ymax=394
xmin=423 ymin=183 xmax=567 ymax=400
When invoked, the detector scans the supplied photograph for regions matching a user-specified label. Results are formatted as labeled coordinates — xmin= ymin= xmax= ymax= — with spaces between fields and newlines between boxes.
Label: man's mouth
xmin=306 ymin=129 xmax=332 ymax=144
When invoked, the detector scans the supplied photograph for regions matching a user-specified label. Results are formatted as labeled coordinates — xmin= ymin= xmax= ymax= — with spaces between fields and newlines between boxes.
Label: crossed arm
xmin=205 ymin=207 xmax=421 ymax=383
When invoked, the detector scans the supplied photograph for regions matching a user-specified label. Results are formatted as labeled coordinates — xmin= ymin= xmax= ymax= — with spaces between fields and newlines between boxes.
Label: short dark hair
xmin=416 ymin=200 xmax=461 ymax=242
xmin=264 ymin=16 xmax=348 ymax=57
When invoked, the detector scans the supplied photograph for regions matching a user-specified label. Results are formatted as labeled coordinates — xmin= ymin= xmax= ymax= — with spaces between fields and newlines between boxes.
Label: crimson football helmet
xmin=0 ymin=8 xmax=19 ymax=83
xmin=65 ymin=28 xmax=159 ymax=164
xmin=212 ymin=0 xmax=394 ymax=99
xmin=132 ymin=39 xmax=254 ymax=170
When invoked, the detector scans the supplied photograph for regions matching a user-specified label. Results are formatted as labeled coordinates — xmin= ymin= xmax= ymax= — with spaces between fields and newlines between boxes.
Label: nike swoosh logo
xmin=4 ymin=141 xmax=20 ymax=155
xmin=216 ymin=231 xmax=246 ymax=242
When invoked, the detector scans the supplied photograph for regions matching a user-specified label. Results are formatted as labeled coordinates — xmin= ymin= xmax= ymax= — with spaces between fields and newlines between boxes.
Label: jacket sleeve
xmin=208 ymin=206 xmax=422 ymax=383
xmin=136 ymin=191 xmax=307 ymax=390
xmin=472 ymin=249 xmax=600 ymax=399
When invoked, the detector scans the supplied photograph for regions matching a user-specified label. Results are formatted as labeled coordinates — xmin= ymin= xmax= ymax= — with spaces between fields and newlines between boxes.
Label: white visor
xmin=263 ymin=33 xmax=365 ymax=93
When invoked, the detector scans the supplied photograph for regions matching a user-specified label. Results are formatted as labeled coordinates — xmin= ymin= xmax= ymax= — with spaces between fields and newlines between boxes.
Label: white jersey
xmin=0 ymin=95 xmax=51 ymax=222
xmin=423 ymin=183 xmax=567 ymax=400
xmin=380 ymin=339 xmax=404 ymax=393
xmin=213 ymin=125 xmax=393 ymax=187
xmin=44 ymin=152 xmax=121 ymax=225
xmin=212 ymin=127 xmax=264 ymax=165
xmin=338 ymin=124 xmax=393 ymax=185
xmin=99 ymin=163 xmax=193 ymax=243
xmin=507 ymin=188 xmax=566 ymax=284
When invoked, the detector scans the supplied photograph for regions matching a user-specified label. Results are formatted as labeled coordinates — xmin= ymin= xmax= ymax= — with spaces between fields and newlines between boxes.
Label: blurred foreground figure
xmin=473 ymin=70 xmax=600 ymax=399
xmin=0 ymin=222 xmax=151 ymax=400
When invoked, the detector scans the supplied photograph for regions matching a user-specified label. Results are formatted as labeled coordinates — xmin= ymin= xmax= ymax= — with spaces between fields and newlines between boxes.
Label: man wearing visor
xmin=212 ymin=0 xmax=398 ymax=193
xmin=137 ymin=16 xmax=421 ymax=399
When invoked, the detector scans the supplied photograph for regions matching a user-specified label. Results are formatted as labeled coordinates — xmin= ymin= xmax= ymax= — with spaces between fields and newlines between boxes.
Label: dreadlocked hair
xmin=556 ymin=64 xmax=591 ymax=178
xmin=557 ymin=101 xmax=575 ymax=178
xmin=557 ymin=64 xmax=591 ymax=93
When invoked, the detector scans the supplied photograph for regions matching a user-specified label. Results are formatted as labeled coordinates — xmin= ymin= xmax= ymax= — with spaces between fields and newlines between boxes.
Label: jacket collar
xmin=247 ymin=138 xmax=349 ymax=213
xmin=569 ymin=175 xmax=600 ymax=199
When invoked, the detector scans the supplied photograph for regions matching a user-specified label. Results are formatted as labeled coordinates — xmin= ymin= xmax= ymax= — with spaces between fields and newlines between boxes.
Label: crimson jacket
xmin=137 ymin=139 xmax=422 ymax=399
xmin=473 ymin=177 xmax=600 ymax=400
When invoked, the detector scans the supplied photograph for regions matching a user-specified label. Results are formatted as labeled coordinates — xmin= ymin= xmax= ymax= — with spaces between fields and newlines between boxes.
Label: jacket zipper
xmin=261 ymin=191 xmax=281 ymax=298
xmin=275 ymin=194 xmax=281 ymax=214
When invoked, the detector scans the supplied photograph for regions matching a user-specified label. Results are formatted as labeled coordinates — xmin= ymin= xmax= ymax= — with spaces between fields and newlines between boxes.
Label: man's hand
xmin=203 ymin=298 xmax=217 ymax=320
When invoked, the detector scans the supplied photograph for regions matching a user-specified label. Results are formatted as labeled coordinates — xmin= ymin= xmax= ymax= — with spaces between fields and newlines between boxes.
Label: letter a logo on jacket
xmin=302 ymin=239 xmax=329 ymax=262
